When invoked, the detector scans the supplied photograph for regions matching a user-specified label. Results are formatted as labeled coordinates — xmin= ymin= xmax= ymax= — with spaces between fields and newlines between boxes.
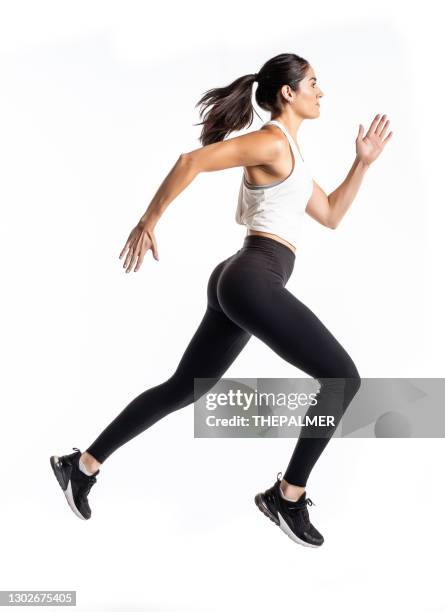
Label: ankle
xmin=80 ymin=452 xmax=101 ymax=473
xmin=280 ymin=479 xmax=305 ymax=502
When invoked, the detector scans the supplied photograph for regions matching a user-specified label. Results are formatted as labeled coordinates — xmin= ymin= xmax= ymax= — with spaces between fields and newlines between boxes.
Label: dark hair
xmin=194 ymin=52 xmax=310 ymax=146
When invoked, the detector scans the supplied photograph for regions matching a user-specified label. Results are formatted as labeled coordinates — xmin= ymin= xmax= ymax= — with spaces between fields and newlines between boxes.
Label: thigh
xmin=172 ymin=304 xmax=251 ymax=382
xmin=172 ymin=255 xmax=251 ymax=383
xmin=265 ymin=287 xmax=359 ymax=378
xmin=218 ymin=274 xmax=358 ymax=379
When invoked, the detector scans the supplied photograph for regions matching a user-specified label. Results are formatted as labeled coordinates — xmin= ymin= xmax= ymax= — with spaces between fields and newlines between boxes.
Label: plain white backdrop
xmin=1 ymin=1 xmax=444 ymax=611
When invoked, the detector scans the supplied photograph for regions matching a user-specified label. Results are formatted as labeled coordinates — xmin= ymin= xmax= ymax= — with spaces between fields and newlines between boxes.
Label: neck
xmin=271 ymin=113 xmax=303 ymax=142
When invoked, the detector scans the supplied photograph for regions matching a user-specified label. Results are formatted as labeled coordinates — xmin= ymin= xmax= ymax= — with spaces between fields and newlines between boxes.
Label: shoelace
xmin=285 ymin=497 xmax=315 ymax=529
xmin=275 ymin=471 xmax=316 ymax=527
xmin=287 ymin=498 xmax=315 ymax=511
xmin=276 ymin=471 xmax=316 ymax=506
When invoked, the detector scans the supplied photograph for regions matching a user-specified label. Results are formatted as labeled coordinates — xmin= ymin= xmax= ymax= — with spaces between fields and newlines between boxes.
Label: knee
xmin=325 ymin=358 xmax=361 ymax=399
xmin=163 ymin=372 xmax=195 ymax=408
xmin=345 ymin=361 xmax=361 ymax=397
xmin=166 ymin=370 xmax=221 ymax=408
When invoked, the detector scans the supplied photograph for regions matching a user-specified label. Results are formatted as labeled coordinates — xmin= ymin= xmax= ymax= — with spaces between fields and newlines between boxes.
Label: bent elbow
xmin=178 ymin=152 xmax=193 ymax=165
xmin=178 ymin=152 xmax=199 ymax=175
xmin=327 ymin=219 xmax=338 ymax=229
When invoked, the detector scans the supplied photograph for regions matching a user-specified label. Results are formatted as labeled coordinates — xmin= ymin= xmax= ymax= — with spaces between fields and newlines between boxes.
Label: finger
xmin=368 ymin=114 xmax=382 ymax=135
xmin=382 ymin=131 xmax=393 ymax=144
xmin=123 ymin=248 xmax=132 ymax=269
xmin=126 ymin=233 xmax=144 ymax=273
xmin=151 ymin=235 xmax=159 ymax=261
xmin=145 ymin=227 xmax=159 ymax=261
xmin=133 ymin=248 xmax=147 ymax=272
xmin=374 ymin=114 xmax=386 ymax=134
xmin=119 ymin=233 xmax=133 ymax=259
xmin=123 ymin=233 xmax=140 ymax=268
xmin=123 ymin=245 xmax=135 ymax=269
xmin=126 ymin=248 xmax=138 ymax=273
xmin=119 ymin=243 xmax=128 ymax=260
xmin=134 ymin=236 xmax=150 ymax=272
xmin=378 ymin=118 xmax=390 ymax=138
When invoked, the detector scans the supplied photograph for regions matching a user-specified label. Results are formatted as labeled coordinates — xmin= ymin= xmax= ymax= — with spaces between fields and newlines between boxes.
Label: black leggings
xmin=86 ymin=235 xmax=361 ymax=486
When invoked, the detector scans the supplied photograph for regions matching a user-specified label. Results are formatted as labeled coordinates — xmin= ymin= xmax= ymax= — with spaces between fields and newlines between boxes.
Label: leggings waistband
xmin=240 ymin=235 xmax=295 ymax=284
xmin=243 ymin=234 xmax=295 ymax=255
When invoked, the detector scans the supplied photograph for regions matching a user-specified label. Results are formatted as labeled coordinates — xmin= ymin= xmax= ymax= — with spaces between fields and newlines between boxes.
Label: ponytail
xmin=194 ymin=73 xmax=260 ymax=146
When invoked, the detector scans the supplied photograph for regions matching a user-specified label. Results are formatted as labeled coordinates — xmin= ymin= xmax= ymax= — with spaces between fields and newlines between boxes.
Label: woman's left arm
xmin=305 ymin=114 xmax=393 ymax=229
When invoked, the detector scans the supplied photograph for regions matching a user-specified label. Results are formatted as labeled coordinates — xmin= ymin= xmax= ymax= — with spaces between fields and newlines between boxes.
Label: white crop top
xmin=235 ymin=119 xmax=314 ymax=249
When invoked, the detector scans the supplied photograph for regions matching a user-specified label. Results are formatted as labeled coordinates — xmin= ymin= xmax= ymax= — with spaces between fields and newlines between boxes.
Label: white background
xmin=1 ymin=1 xmax=444 ymax=610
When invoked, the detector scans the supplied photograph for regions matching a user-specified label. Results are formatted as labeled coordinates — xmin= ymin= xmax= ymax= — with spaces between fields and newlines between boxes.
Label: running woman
xmin=50 ymin=52 xmax=393 ymax=547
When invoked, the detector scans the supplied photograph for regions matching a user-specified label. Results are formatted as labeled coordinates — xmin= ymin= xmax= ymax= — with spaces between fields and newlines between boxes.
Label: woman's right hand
xmin=119 ymin=220 xmax=159 ymax=273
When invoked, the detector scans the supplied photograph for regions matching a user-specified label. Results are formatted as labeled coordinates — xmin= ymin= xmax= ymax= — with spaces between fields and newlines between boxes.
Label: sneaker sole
xmin=254 ymin=493 xmax=279 ymax=525
xmin=254 ymin=493 xmax=322 ymax=548
xmin=50 ymin=455 xmax=88 ymax=521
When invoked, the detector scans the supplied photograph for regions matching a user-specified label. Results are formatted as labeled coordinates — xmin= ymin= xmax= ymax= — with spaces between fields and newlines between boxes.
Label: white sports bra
xmin=235 ymin=119 xmax=314 ymax=249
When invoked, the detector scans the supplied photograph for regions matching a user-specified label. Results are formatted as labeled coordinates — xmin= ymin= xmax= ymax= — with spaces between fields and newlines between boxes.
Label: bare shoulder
xmin=184 ymin=125 xmax=285 ymax=173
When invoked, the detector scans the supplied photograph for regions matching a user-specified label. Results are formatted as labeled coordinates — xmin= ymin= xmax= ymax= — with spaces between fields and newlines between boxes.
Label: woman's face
xmin=293 ymin=65 xmax=324 ymax=119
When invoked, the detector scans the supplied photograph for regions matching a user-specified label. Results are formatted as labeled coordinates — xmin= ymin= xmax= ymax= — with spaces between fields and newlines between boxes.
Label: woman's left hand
xmin=356 ymin=114 xmax=393 ymax=166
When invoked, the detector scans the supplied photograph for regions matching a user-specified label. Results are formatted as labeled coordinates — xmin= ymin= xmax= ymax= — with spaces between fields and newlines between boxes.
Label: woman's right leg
xmin=215 ymin=238 xmax=361 ymax=489
xmin=84 ymin=256 xmax=251 ymax=464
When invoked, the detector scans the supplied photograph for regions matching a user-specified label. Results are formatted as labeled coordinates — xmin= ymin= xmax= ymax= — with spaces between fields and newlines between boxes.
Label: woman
xmin=50 ymin=52 xmax=392 ymax=547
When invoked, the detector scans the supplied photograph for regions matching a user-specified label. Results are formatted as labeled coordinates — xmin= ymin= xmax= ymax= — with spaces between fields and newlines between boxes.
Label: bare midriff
xmin=246 ymin=229 xmax=296 ymax=254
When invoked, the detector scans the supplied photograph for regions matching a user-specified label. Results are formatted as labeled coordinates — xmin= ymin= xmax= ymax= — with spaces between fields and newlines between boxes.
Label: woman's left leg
xmin=84 ymin=257 xmax=251 ymax=464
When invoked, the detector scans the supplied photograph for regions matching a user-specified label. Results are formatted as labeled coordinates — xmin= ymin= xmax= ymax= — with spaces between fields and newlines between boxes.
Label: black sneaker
xmin=254 ymin=472 xmax=324 ymax=547
xmin=50 ymin=447 xmax=99 ymax=520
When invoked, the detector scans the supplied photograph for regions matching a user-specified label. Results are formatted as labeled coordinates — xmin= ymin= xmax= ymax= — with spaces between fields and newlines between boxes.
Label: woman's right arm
xmin=120 ymin=130 xmax=283 ymax=273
